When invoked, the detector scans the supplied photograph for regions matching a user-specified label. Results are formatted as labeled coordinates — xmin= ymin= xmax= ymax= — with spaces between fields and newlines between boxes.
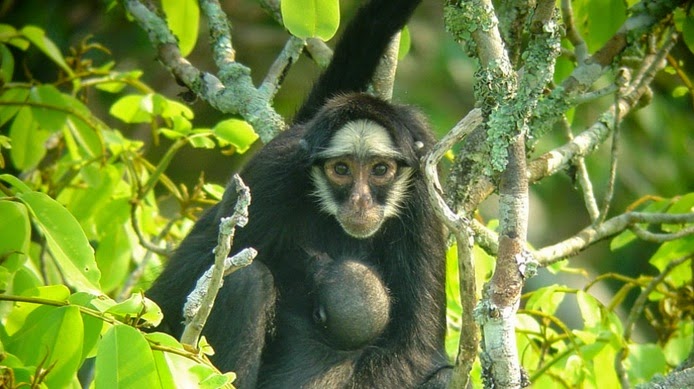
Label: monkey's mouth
xmin=337 ymin=208 xmax=385 ymax=239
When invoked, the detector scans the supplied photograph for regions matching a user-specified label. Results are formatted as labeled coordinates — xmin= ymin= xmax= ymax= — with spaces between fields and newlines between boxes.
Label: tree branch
xmin=180 ymin=175 xmax=255 ymax=347
xmin=535 ymin=212 xmax=694 ymax=265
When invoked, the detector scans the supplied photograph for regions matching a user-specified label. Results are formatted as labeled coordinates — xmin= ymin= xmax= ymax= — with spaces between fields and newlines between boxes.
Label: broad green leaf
xmin=0 ymin=200 xmax=30 ymax=272
xmin=141 ymin=296 xmax=164 ymax=327
xmin=9 ymin=107 xmax=50 ymax=170
xmin=663 ymin=321 xmax=693 ymax=366
xmin=147 ymin=332 xmax=232 ymax=389
xmin=9 ymin=267 xmax=42 ymax=296
xmin=0 ymin=24 xmax=30 ymax=50
xmin=160 ymin=96 xmax=194 ymax=119
xmin=213 ymin=118 xmax=259 ymax=153
xmin=4 ymin=284 xmax=70 ymax=335
xmin=281 ymin=0 xmax=340 ymax=40
xmin=95 ymin=325 xmax=162 ymax=388
xmin=20 ymin=25 xmax=73 ymax=76
xmin=17 ymin=191 xmax=100 ymax=292
xmin=65 ymin=115 xmax=105 ymax=159
xmin=96 ymin=225 xmax=133 ymax=294
xmin=0 ymin=87 xmax=29 ymax=127
xmin=649 ymin=236 xmax=694 ymax=279
xmin=62 ymin=164 xmax=122 ymax=223
xmin=28 ymin=85 xmax=69 ymax=131
xmin=162 ymin=0 xmax=200 ymax=57
xmin=110 ymin=94 xmax=153 ymax=123
xmin=6 ymin=305 xmax=84 ymax=388
xmin=105 ymin=292 xmax=147 ymax=317
xmin=576 ymin=290 xmax=601 ymax=329
xmin=626 ymin=343 xmax=667 ymax=384
xmin=0 ymin=43 xmax=14 ymax=83
xmin=572 ymin=0 xmax=626 ymax=53
xmin=610 ymin=229 xmax=637 ymax=251
xmin=0 ymin=174 xmax=31 ymax=194
xmin=593 ymin=344 xmax=620 ymax=388
xmin=525 ymin=285 xmax=566 ymax=315
xmin=68 ymin=292 xmax=108 ymax=359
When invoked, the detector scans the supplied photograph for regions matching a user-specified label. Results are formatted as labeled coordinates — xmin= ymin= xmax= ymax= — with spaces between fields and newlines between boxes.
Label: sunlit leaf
xmin=9 ymin=107 xmax=49 ymax=170
xmin=28 ymin=84 xmax=69 ymax=132
xmin=281 ymin=0 xmax=340 ymax=40
xmin=213 ymin=118 xmax=259 ymax=153
xmin=162 ymin=0 xmax=200 ymax=57
xmin=6 ymin=306 xmax=84 ymax=388
xmin=17 ymin=191 xmax=101 ymax=292
xmin=0 ymin=200 xmax=30 ymax=272
xmin=20 ymin=25 xmax=73 ymax=76
xmin=0 ymin=43 xmax=14 ymax=83
xmin=95 ymin=325 xmax=162 ymax=388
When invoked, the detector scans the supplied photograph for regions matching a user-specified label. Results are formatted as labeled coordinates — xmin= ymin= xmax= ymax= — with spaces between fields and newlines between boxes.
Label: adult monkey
xmin=147 ymin=0 xmax=451 ymax=387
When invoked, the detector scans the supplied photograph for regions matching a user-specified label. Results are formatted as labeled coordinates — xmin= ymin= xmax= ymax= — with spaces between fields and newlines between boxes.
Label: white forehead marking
xmin=317 ymin=120 xmax=402 ymax=160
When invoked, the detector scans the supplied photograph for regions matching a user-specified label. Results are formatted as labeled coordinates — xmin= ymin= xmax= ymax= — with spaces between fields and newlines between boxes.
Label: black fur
xmin=147 ymin=0 xmax=451 ymax=387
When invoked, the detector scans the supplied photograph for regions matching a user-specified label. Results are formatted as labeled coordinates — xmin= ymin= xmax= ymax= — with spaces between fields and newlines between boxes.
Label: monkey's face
xmin=310 ymin=120 xmax=413 ymax=239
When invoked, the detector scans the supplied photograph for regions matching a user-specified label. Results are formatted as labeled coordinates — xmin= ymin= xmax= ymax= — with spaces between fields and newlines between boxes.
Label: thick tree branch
xmin=123 ymin=0 xmax=285 ymax=142
xmin=423 ymin=109 xmax=484 ymax=389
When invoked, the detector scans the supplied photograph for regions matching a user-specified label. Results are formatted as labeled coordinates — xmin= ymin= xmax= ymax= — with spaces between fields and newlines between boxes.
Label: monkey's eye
xmin=372 ymin=163 xmax=389 ymax=176
xmin=333 ymin=163 xmax=350 ymax=176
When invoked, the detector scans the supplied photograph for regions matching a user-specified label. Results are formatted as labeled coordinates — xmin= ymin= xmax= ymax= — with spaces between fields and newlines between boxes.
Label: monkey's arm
xmin=293 ymin=0 xmax=422 ymax=123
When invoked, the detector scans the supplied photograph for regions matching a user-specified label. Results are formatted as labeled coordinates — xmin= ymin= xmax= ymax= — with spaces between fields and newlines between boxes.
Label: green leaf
xmin=397 ymin=27 xmax=411 ymax=60
xmin=146 ymin=332 xmax=232 ymax=388
xmin=672 ymin=85 xmax=690 ymax=98
xmin=95 ymin=325 xmax=162 ymax=388
xmin=572 ymin=0 xmax=626 ymax=53
xmin=0 ymin=173 xmax=32 ymax=193
xmin=682 ymin=12 xmax=694 ymax=55
xmin=28 ymin=84 xmax=69 ymax=132
xmin=663 ymin=321 xmax=693 ymax=366
xmin=0 ymin=24 xmax=30 ymax=50
xmin=160 ymin=96 xmax=194 ymax=119
xmin=9 ymin=107 xmax=50 ymax=170
xmin=281 ymin=0 xmax=340 ymax=40
xmin=20 ymin=25 xmax=73 ymax=76
xmin=576 ymin=290 xmax=601 ymax=329
xmin=0 ymin=87 xmax=29 ymax=127
xmin=610 ymin=230 xmax=636 ymax=251
xmin=649 ymin=236 xmax=694 ymax=278
xmin=96 ymin=225 xmax=133 ymax=294
xmin=95 ymin=70 xmax=144 ymax=93
xmin=0 ymin=43 xmax=14 ymax=83
xmin=68 ymin=292 xmax=107 ymax=359
xmin=525 ymin=285 xmax=566 ymax=315
xmin=4 ymin=285 xmax=70 ymax=335
xmin=105 ymin=293 xmax=147 ymax=317
xmin=213 ymin=118 xmax=259 ymax=153
xmin=110 ymin=94 xmax=154 ymax=123
xmin=17 ymin=191 xmax=101 ymax=292
xmin=0 ymin=200 xmax=30 ymax=272
xmin=162 ymin=0 xmax=200 ymax=57
xmin=6 ymin=305 xmax=84 ymax=388
xmin=626 ymin=343 xmax=667 ymax=384
xmin=189 ymin=133 xmax=216 ymax=149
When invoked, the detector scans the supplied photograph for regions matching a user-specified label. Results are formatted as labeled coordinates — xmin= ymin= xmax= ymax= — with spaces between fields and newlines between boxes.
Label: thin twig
xmin=179 ymin=175 xmax=254 ymax=347
xmin=615 ymin=255 xmax=692 ymax=388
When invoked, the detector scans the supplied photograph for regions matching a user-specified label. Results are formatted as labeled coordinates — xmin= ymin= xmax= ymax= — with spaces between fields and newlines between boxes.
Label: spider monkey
xmin=147 ymin=0 xmax=451 ymax=387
